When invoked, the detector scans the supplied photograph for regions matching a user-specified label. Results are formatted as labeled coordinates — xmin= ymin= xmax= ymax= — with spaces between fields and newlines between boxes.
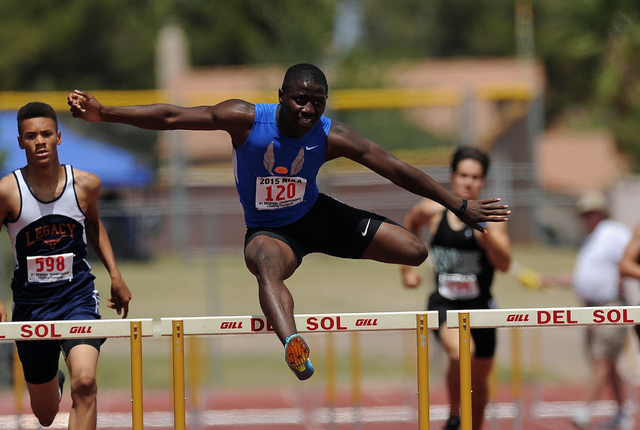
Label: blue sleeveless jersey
xmin=233 ymin=103 xmax=332 ymax=227
xmin=7 ymin=165 xmax=96 ymax=305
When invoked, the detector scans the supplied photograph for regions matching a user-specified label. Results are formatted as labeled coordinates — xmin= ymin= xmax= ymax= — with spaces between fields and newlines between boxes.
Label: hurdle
xmin=0 ymin=319 xmax=153 ymax=430
xmin=161 ymin=311 xmax=438 ymax=430
xmin=447 ymin=306 xmax=640 ymax=430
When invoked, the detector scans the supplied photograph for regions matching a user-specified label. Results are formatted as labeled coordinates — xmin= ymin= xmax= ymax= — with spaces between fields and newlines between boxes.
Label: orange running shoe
xmin=284 ymin=334 xmax=314 ymax=380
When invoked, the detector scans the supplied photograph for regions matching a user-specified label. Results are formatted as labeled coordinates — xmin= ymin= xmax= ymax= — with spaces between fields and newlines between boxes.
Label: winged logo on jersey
xmin=263 ymin=142 xmax=305 ymax=176
xmin=263 ymin=142 xmax=276 ymax=173
xmin=290 ymin=148 xmax=304 ymax=175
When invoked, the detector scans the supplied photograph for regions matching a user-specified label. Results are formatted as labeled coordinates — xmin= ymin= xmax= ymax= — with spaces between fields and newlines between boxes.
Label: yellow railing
xmin=0 ymin=83 xmax=537 ymax=112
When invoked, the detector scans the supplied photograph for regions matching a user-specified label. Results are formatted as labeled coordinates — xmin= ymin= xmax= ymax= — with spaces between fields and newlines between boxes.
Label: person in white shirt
xmin=543 ymin=191 xmax=633 ymax=430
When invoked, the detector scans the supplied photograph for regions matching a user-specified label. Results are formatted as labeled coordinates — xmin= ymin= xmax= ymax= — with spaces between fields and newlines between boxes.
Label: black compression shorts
xmin=428 ymin=292 xmax=497 ymax=358
xmin=244 ymin=193 xmax=392 ymax=266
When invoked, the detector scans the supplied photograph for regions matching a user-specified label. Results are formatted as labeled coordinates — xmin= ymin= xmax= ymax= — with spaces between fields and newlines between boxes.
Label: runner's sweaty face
xmin=18 ymin=117 xmax=61 ymax=167
xmin=450 ymin=158 xmax=486 ymax=201
xmin=277 ymin=80 xmax=327 ymax=139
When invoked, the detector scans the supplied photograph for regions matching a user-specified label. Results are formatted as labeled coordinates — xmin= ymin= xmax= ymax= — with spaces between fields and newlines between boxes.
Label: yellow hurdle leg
xmin=130 ymin=321 xmax=144 ymax=430
xmin=172 ymin=320 xmax=186 ymax=430
xmin=417 ymin=314 xmax=430 ymax=430
xmin=459 ymin=313 xmax=472 ymax=430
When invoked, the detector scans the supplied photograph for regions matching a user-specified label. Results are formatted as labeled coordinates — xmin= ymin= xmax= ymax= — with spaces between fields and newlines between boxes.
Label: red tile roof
xmin=157 ymin=61 xmax=629 ymax=194
xmin=536 ymin=130 xmax=629 ymax=194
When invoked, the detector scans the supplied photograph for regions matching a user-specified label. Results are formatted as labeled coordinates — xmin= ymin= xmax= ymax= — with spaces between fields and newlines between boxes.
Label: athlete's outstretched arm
xmin=67 ymin=90 xmax=255 ymax=147
xmin=325 ymin=121 xmax=510 ymax=232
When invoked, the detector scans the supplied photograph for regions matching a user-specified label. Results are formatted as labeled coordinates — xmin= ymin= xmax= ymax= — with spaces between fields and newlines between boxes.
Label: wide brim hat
xmin=576 ymin=191 xmax=607 ymax=215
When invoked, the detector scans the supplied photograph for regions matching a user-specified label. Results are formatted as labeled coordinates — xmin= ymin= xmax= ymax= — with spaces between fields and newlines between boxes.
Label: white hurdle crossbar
xmin=161 ymin=311 xmax=439 ymax=430
xmin=0 ymin=319 xmax=154 ymax=430
xmin=446 ymin=306 xmax=640 ymax=430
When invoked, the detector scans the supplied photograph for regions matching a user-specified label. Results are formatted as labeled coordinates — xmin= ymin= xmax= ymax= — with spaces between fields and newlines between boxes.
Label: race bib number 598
xmin=27 ymin=253 xmax=74 ymax=283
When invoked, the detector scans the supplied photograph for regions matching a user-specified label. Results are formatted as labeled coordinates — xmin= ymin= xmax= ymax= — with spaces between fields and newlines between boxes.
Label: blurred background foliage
xmin=1 ymin=0 xmax=640 ymax=166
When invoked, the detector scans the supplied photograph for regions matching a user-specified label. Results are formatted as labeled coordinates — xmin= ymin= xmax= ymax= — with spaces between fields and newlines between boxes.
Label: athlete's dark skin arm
xmin=68 ymin=90 xmax=253 ymax=147
xmin=68 ymin=90 xmax=509 ymax=232
xmin=325 ymin=120 xmax=507 ymax=231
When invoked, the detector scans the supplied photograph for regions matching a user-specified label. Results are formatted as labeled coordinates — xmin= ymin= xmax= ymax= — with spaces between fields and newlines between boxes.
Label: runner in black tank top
xmin=429 ymin=208 xmax=495 ymax=305
xmin=400 ymin=147 xmax=511 ymax=430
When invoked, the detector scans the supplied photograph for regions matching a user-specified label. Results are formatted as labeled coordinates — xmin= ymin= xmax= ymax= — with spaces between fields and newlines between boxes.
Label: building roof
xmin=535 ymin=129 xmax=629 ymax=194
xmin=157 ymin=60 xmax=629 ymax=195
xmin=158 ymin=59 xmax=545 ymax=166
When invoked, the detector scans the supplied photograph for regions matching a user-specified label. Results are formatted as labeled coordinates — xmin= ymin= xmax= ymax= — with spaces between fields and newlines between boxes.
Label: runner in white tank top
xmin=0 ymin=102 xmax=131 ymax=429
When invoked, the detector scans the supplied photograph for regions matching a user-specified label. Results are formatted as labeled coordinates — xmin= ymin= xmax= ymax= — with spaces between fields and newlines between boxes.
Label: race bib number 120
xmin=27 ymin=253 xmax=74 ymax=283
xmin=255 ymin=176 xmax=306 ymax=210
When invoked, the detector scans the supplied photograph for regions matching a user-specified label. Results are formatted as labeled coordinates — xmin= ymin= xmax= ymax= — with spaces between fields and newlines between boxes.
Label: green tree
xmin=536 ymin=0 xmax=640 ymax=168
xmin=4 ymin=0 xmax=640 ymax=166
xmin=0 ymin=1 xmax=164 ymax=90
xmin=0 ymin=0 xmax=335 ymax=91
xmin=357 ymin=0 xmax=516 ymax=59
xmin=175 ymin=0 xmax=335 ymax=67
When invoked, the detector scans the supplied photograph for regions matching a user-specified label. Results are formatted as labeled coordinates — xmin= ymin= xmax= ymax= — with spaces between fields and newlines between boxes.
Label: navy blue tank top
xmin=7 ymin=165 xmax=95 ymax=305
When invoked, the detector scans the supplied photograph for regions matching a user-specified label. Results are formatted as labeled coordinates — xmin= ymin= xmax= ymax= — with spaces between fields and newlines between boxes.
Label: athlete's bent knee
xmin=35 ymin=407 xmax=59 ymax=427
xmin=71 ymin=372 xmax=97 ymax=400
xmin=245 ymin=236 xmax=296 ymax=279
xmin=406 ymin=241 xmax=428 ymax=266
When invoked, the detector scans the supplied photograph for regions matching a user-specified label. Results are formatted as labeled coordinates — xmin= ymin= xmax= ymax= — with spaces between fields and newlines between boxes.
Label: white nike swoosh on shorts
xmin=305 ymin=145 xmax=319 ymax=150
xmin=361 ymin=218 xmax=371 ymax=236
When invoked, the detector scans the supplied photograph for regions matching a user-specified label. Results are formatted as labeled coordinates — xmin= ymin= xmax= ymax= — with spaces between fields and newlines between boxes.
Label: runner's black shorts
xmin=428 ymin=292 xmax=497 ymax=358
xmin=244 ymin=193 xmax=393 ymax=266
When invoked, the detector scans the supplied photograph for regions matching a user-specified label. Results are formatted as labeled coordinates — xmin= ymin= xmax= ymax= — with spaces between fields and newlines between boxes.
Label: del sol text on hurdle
xmin=16 ymin=323 xmax=93 ymax=339
xmin=231 ymin=316 xmax=380 ymax=333
xmin=535 ymin=308 xmax=635 ymax=324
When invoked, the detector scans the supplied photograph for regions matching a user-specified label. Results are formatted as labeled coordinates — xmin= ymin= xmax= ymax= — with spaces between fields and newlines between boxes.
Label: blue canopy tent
xmin=0 ymin=112 xmax=152 ymax=187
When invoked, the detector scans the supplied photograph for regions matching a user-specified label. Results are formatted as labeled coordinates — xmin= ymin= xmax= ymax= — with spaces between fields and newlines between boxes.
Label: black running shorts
xmin=428 ymin=292 xmax=497 ymax=358
xmin=245 ymin=193 xmax=391 ymax=266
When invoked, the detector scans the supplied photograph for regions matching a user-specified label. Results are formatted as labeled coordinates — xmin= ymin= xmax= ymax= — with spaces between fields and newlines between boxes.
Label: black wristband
xmin=458 ymin=199 xmax=468 ymax=216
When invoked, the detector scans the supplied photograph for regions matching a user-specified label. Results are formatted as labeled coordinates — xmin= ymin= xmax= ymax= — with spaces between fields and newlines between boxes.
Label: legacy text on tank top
xmin=7 ymin=165 xmax=95 ymax=305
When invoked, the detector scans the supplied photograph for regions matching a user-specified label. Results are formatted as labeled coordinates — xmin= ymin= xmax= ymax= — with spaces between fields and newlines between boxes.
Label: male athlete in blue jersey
xmin=0 ymin=102 xmax=131 ymax=429
xmin=68 ymin=63 xmax=509 ymax=381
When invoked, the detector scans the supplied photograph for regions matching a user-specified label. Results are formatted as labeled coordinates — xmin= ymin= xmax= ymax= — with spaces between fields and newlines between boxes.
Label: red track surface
xmin=1 ymin=383 xmax=635 ymax=429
